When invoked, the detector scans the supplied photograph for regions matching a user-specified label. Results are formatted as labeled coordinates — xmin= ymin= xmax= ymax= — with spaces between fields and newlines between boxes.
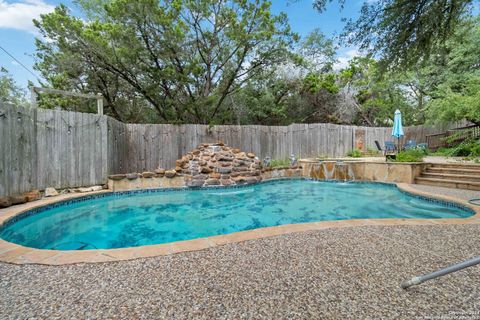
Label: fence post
xmin=96 ymin=93 xmax=104 ymax=115
xmin=30 ymin=87 xmax=37 ymax=108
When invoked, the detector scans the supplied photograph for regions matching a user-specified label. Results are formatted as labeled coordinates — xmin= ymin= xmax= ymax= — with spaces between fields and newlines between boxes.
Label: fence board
xmin=0 ymin=102 xmax=465 ymax=197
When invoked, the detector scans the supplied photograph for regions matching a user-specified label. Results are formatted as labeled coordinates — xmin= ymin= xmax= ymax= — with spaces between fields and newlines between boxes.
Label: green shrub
xmin=395 ymin=149 xmax=424 ymax=162
xmin=366 ymin=147 xmax=381 ymax=155
xmin=433 ymin=138 xmax=480 ymax=158
xmin=268 ymin=158 xmax=291 ymax=168
xmin=347 ymin=149 xmax=362 ymax=158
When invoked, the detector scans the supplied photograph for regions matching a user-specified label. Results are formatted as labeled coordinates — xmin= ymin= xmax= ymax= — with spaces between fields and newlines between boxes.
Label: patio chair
xmin=384 ymin=141 xmax=396 ymax=153
xmin=404 ymin=140 xmax=417 ymax=150
xmin=374 ymin=140 xmax=397 ymax=160
xmin=417 ymin=143 xmax=428 ymax=151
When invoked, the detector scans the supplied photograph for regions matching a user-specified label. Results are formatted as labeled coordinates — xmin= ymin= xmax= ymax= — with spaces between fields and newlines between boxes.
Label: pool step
xmin=426 ymin=167 xmax=480 ymax=175
xmin=414 ymin=177 xmax=480 ymax=191
xmin=421 ymin=172 xmax=480 ymax=182
xmin=415 ymin=163 xmax=480 ymax=190
xmin=428 ymin=163 xmax=480 ymax=170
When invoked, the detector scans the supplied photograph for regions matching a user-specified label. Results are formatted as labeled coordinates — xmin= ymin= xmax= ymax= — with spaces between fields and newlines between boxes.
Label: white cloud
xmin=333 ymin=48 xmax=360 ymax=70
xmin=0 ymin=0 xmax=55 ymax=34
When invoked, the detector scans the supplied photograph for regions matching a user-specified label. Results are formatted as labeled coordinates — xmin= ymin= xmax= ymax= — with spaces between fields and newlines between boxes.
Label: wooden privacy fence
xmin=0 ymin=103 xmax=464 ymax=197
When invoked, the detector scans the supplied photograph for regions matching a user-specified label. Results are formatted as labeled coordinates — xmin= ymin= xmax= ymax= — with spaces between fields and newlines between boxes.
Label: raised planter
xmin=300 ymin=160 xmax=427 ymax=184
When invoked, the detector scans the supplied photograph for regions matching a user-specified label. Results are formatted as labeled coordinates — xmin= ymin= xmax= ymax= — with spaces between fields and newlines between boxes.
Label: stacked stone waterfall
xmin=176 ymin=143 xmax=262 ymax=187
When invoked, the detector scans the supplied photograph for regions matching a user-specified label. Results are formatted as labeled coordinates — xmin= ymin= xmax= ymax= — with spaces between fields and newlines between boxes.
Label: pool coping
xmin=0 ymin=182 xmax=479 ymax=265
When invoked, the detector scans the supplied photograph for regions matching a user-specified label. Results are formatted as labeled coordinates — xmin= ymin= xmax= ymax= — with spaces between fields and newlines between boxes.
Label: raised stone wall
xmin=301 ymin=160 xmax=426 ymax=184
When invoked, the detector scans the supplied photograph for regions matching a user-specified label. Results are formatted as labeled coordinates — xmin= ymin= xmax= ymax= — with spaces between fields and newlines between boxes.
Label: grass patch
xmin=395 ymin=148 xmax=425 ymax=162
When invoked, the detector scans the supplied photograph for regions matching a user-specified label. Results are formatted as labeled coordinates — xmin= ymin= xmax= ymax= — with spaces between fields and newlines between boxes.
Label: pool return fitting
xmin=401 ymin=256 xmax=480 ymax=289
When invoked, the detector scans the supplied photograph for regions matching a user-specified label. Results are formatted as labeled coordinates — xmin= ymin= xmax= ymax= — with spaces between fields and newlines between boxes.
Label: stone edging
xmin=0 ymin=183 xmax=478 ymax=265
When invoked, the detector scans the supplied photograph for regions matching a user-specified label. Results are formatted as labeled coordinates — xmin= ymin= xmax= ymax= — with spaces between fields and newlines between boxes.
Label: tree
xmin=338 ymin=57 xmax=415 ymax=126
xmin=312 ymin=0 xmax=475 ymax=68
xmin=34 ymin=0 xmax=296 ymax=124
xmin=426 ymin=17 xmax=480 ymax=125
xmin=297 ymin=28 xmax=336 ymax=73
xmin=0 ymin=68 xmax=27 ymax=105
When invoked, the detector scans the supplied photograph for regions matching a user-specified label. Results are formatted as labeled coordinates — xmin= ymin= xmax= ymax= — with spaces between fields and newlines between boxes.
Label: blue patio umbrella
xmin=392 ymin=109 xmax=404 ymax=149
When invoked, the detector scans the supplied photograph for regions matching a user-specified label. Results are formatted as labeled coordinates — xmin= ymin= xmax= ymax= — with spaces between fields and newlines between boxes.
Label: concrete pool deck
xmin=0 ymin=182 xmax=479 ymax=265
xmin=0 ymin=224 xmax=479 ymax=319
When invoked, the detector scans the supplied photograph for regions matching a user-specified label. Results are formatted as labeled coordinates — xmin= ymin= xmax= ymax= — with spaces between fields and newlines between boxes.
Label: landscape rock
xmin=154 ymin=168 xmax=165 ymax=176
xmin=142 ymin=172 xmax=155 ymax=178
xmin=126 ymin=173 xmax=139 ymax=180
xmin=0 ymin=197 xmax=12 ymax=208
xmin=201 ymin=167 xmax=213 ymax=174
xmin=216 ymin=167 xmax=232 ymax=174
xmin=187 ymin=179 xmax=205 ymax=187
xmin=109 ymin=174 xmax=126 ymax=181
xmin=204 ymin=179 xmax=220 ymax=186
xmin=44 ymin=187 xmax=59 ymax=197
xmin=91 ymin=186 xmax=104 ymax=191
xmin=209 ymin=172 xmax=221 ymax=179
xmin=10 ymin=195 xmax=27 ymax=205
xmin=24 ymin=190 xmax=41 ymax=202
xmin=165 ymin=170 xmax=176 ymax=178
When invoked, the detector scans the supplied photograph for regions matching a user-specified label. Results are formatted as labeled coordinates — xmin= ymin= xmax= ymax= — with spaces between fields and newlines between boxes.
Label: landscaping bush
xmin=268 ymin=158 xmax=291 ymax=168
xmin=395 ymin=149 xmax=424 ymax=162
xmin=347 ymin=149 xmax=362 ymax=158
xmin=432 ymin=138 xmax=480 ymax=158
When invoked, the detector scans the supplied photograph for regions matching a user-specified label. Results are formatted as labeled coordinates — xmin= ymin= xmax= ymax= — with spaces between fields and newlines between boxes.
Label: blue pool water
xmin=0 ymin=180 xmax=474 ymax=250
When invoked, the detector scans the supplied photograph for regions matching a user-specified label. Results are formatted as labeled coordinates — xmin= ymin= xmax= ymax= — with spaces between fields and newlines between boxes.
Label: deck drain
xmin=468 ymin=199 xmax=480 ymax=206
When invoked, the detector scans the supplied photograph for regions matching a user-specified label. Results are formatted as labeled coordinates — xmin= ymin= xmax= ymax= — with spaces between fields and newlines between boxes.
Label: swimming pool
xmin=0 ymin=180 xmax=474 ymax=250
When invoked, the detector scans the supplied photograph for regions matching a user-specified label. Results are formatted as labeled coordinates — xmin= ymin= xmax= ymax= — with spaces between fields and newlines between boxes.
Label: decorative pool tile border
xmin=0 ymin=180 xmax=478 ymax=265
xmin=398 ymin=188 xmax=475 ymax=214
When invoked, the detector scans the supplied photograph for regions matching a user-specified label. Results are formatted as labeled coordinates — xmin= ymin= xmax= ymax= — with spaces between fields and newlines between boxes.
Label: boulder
xmin=188 ymin=180 xmax=205 ymax=187
xmin=44 ymin=187 xmax=59 ymax=197
xmin=205 ymin=178 xmax=220 ymax=186
xmin=77 ymin=187 xmax=93 ymax=193
xmin=216 ymin=167 xmax=232 ymax=174
xmin=154 ymin=168 xmax=166 ymax=175
xmin=209 ymin=172 xmax=221 ymax=179
xmin=220 ymin=179 xmax=233 ymax=186
xmin=109 ymin=174 xmax=126 ymax=181
xmin=200 ymin=167 xmax=212 ymax=174
xmin=165 ymin=170 xmax=176 ymax=178
xmin=126 ymin=173 xmax=139 ymax=180
xmin=0 ymin=197 xmax=12 ymax=208
xmin=91 ymin=185 xmax=104 ymax=191
xmin=24 ymin=190 xmax=41 ymax=202
xmin=10 ymin=195 xmax=27 ymax=205
xmin=142 ymin=171 xmax=155 ymax=178
xmin=193 ymin=174 xmax=209 ymax=180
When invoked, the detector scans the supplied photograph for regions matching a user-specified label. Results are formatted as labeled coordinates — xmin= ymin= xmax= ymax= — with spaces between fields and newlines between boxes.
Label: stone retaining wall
xmin=107 ymin=167 xmax=303 ymax=191
xmin=301 ymin=160 xmax=426 ymax=184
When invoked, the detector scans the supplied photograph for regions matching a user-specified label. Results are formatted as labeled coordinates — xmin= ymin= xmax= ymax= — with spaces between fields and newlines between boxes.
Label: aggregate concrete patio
xmin=1 ymin=224 xmax=479 ymax=319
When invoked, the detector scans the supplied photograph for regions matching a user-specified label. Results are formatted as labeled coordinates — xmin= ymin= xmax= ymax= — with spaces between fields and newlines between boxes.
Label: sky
xmin=0 ymin=0 xmax=363 ymax=88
